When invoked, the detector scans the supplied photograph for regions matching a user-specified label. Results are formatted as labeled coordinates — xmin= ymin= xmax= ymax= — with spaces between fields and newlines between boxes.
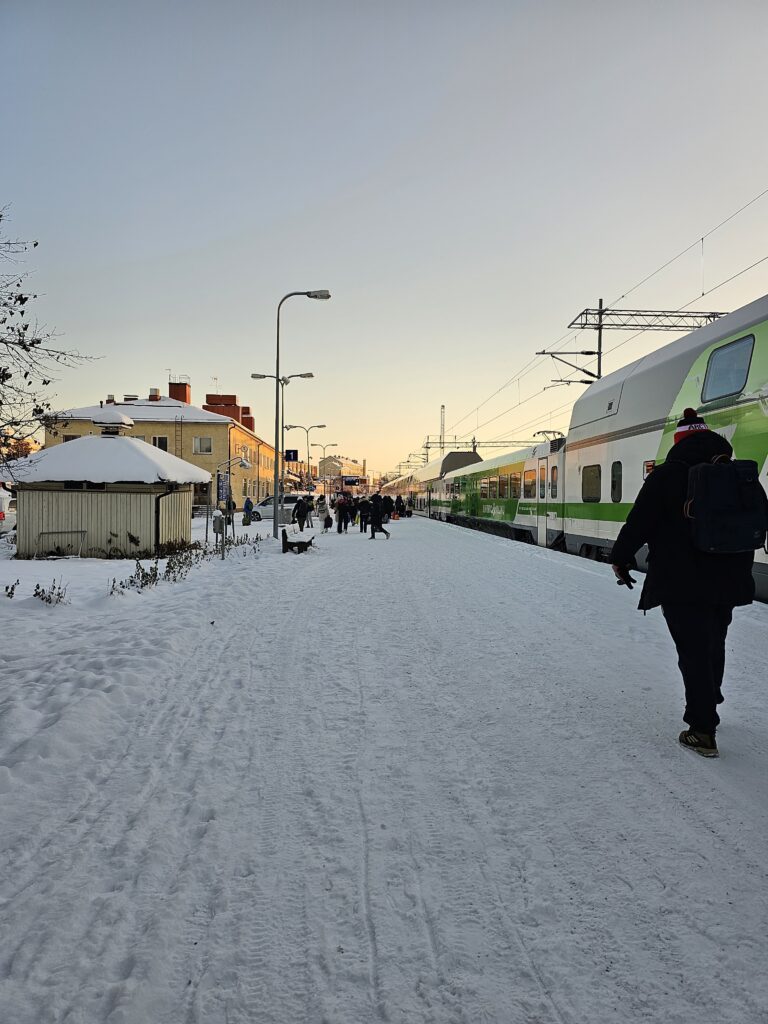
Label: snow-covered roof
xmin=7 ymin=436 xmax=211 ymax=485
xmin=58 ymin=397 xmax=233 ymax=425
xmin=90 ymin=408 xmax=135 ymax=428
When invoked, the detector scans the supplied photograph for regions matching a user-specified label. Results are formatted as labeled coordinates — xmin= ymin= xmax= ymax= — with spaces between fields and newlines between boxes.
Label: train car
xmin=435 ymin=441 xmax=566 ymax=546
xmin=562 ymin=291 xmax=768 ymax=596
xmin=381 ymin=451 xmax=483 ymax=512
xmin=415 ymin=291 xmax=768 ymax=598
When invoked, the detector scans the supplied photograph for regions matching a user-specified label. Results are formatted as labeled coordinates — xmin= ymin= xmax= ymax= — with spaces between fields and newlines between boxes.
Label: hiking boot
xmin=679 ymin=729 xmax=719 ymax=758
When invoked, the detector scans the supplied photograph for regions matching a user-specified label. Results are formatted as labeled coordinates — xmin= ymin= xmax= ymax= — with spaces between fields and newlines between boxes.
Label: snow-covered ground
xmin=1 ymin=516 xmax=767 ymax=1024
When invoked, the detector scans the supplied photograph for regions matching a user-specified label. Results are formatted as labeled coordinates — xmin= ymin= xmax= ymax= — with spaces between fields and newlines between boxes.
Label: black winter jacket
xmin=610 ymin=431 xmax=756 ymax=610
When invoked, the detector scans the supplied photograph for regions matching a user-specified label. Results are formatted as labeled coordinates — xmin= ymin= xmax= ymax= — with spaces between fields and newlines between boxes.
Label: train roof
xmin=567 ymin=291 xmax=768 ymax=439
xmin=443 ymin=445 xmax=543 ymax=478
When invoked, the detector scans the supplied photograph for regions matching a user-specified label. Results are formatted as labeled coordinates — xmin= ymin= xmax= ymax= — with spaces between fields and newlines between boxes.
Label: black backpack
xmin=685 ymin=457 xmax=768 ymax=554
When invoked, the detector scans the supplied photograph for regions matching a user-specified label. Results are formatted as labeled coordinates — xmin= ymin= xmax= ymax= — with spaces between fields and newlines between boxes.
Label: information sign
xmin=217 ymin=473 xmax=229 ymax=502
xmin=284 ymin=449 xmax=299 ymax=462
xmin=343 ymin=476 xmax=360 ymax=486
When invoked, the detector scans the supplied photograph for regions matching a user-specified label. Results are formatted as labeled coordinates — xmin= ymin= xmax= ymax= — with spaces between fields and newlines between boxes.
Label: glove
xmin=612 ymin=564 xmax=636 ymax=589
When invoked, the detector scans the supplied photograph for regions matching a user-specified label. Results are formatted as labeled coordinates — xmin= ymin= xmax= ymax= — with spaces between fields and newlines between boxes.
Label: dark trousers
xmin=337 ymin=512 xmax=349 ymax=534
xmin=295 ymin=516 xmax=306 ymax=532
xmin=661 ymin=604 xmax=733 ymax=734
xmin=359 ymin=513 xmax=369 ymax=533
xmin=370 ymin=519 xmax=389 ymax=539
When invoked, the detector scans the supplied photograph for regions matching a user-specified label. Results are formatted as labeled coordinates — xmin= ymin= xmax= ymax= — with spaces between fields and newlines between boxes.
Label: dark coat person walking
xmin=369 ymin=492 xmax=390 ymax=540
xmin=610 ymin=409 xmax=761 ymax=757
xmin=358 ymin=497 xmax=372 ymax=533
xmin=293 ymin=496 xmax=308 ymax=532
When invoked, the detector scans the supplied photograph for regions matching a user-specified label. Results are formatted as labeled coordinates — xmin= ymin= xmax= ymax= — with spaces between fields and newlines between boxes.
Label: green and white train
xmin=383 ymin=292 xmax=768 ymax=598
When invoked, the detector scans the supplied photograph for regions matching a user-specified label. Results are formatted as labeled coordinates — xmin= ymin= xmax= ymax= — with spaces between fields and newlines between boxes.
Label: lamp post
xmin=312 ymin=441 xmax=338 ymax=497
xmin=285 ymin=423 xmax=325 ymax=493
xmin=251 ymin=371 xmax=314 ymax=511
xmin=270 ymin=291 xmax=330 ymax=539
xmin=213 ymin=450 xmax=251 ymax=555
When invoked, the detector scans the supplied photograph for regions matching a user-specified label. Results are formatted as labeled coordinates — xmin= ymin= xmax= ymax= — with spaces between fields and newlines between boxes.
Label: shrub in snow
xmin=33 ymin=578 xmax=69 ymax=605
xmin=4 ymin=578 xmax=19 ymax=598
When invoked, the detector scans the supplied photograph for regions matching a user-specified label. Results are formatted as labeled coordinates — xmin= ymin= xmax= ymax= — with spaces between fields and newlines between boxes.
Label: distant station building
xmin=44 ymin=379 xmax=277 ymax=507
xmin=318 ymin=455 xmax=367 ymax=494
xmin=10 ymin=410 xmax=210 ymax=558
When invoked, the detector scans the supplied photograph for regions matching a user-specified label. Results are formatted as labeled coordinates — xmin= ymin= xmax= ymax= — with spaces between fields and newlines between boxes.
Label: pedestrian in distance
xmin=335 ymin=495 xmax=349 ymax=534
xmin=382 ymin=494 xmax=395 ymax=523
xmin=369 ymin=492 xmax=390 ymax=540
xmin=243 ymin=495 xmax=254 ymax=526
xmin=395 ymin=494 xmax=406 ymax=518
xmin=611 ymin=408 xmax=767 ymax=758
xmin=316 ymin=494 xmax=328 ymax=520
xmin=293 ymin=496 xmax=308 ymax=532
xmin=358 ymin=496 xmax=372 ymax=533
xmin=305 ymin=493 xmax=315 ymax=528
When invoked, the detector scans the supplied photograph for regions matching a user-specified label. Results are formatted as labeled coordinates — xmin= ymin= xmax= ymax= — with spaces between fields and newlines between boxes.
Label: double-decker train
xmin=382 ymin=292 xmax=768 ymax=599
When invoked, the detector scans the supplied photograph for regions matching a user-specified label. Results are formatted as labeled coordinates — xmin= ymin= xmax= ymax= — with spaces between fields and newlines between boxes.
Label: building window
xmin=611 ymin=461 xmax=622 ymax=503
xmin=64 ymin=481 xmax=84 ymax=490
xmin=63 ymin=435 xmax=78 ymax=443
xmin=134 ymin=435 xmax=146 ymax=442
xmin=539 ymin=465 xmax=546 ymax=499
xmin=582 ymin=464 xmax=601 ymax=503
xmin=242 ymin=479 xmax=248 ymax=497
xmin=702 ymin=335 xmax=754 ymax=403
xmin=523 ymin=470 xmax=536 ymax=498
xmin=152 ymin=436 xmax=168 ymax=452
xmin=85 ymin=482 xmax=106 ymax=491
xmin=510 ymin=472 xmax=521 ymax=499
xmin=193 ymin=436 xmax=213 ymax=454
xmin=551 ymin=465 xmax=558 ymax=499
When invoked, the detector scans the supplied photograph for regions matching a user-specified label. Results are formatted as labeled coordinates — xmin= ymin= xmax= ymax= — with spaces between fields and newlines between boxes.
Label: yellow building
xmin=45 ymin=381 xmax=277 ymax=508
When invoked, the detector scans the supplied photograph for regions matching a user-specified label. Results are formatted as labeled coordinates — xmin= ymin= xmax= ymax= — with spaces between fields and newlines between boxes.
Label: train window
xmin=702 ymin=335 xmax=754 ymax=403
xmin=510 ymin=472 xmax=521 ymax=499
xmin=539 ymin=465 xmax=546 ymax=499
xmin=611 ymin=461 xmax=622 ymax=502
xmin=582 ymin=464 xmax=601 ymax=502
xmin=489 ymin=477 xmax=498 ymax=498
xmin=499 ymin=474 xmax=509 ymax=499
xmin=550 ymin=465 xmax=558 ymax=498
xmin=480 ymin=478 xmax=489 ymax=499
xmin=523 ymin=470 xmax=536 ymax=498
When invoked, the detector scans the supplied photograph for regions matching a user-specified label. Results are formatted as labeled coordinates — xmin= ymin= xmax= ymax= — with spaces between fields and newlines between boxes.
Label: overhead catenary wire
xmin=403 ymin=184 xmax=768 ymax=469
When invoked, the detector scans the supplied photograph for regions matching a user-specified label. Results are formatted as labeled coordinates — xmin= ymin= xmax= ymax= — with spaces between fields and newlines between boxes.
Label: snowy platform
xmin=1 ymin=517 xmax=767 ymax=1023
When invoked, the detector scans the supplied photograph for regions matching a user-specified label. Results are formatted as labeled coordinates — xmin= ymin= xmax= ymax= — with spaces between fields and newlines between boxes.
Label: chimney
xmin=148 ymin=387 xmax=161 ymax=401
xmin=106 ymin=394 xmax=115 ymax=404
xmin=169 ymin=380 xmax=192 ymax=404
xmin=123 ymin=394 xmax=139 ymax=402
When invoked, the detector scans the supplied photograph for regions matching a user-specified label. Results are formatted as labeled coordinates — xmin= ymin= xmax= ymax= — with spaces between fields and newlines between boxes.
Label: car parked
xmin=252 ymin=494 xmax=311 ymax=521
xmin=0 ymin=494 xmax=16 ymax=535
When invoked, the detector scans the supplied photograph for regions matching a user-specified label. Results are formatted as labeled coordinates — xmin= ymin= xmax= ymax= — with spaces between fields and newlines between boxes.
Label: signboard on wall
xmin=343 ymin=476 xmax=360 ymax=486
xmin=284 ymin=449 xmax=299 ymax=462
xmin=217 ymin=473 xmax=229 ymax=502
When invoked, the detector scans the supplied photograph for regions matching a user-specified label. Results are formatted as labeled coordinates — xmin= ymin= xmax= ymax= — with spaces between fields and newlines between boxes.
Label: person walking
xmin=335 ymin=495 xmax=349 ymax=534
xmin=293 ymin=496 xmax=308 ymax=532
xmin=369 ymin=492 xmax=390 ymax=540
xmin=316 ymin=494 xmax=328 ymax=520
xmin=305 ymin=493 xmax=315 ymax=528
xmin=610 ymin=409 xmax=761 ymax=758
xmin=243 ymin=495 xmax=254 ymax=526
xmin=358 ymin=496 xmax=371 ymax=533
xmin=382 ymin=494 xmax=395 ymax=522
xmin=395 ymin=494 xmax=406 ymax=518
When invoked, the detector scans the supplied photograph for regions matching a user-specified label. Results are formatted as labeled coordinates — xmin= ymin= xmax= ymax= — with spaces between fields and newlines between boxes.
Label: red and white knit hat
xmin=673 ymin=407 xmax=709 ymax=445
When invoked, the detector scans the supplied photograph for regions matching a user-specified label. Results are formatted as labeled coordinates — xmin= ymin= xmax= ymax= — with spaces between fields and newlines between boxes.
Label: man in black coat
xmin=611 ymin=409 xmax=756 ymax=758
xmin=369 ymin=492 xmax=390 ymax=540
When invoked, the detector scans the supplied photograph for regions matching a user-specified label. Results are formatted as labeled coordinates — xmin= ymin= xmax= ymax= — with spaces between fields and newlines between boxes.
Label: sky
xmin=4 ymin=0 xmax=768 ymax=476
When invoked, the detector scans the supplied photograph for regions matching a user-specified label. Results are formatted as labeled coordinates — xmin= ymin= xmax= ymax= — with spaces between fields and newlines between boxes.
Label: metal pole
xmin=597 ymin=297 xmax=603 ymax=380
xmin=273 ymin=302 xmax=282 ymax=539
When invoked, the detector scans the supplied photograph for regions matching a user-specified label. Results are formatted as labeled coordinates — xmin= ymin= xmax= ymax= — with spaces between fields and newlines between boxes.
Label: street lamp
xmin=312 ymin=441 xmax=338 ymax=497
xmin=270 ymin=291 xmax=330 ymax=538
xmin=285 ymin=423 xmax=325 ymax=492
xmin=251 ymin=371 xmax=314 ymax=509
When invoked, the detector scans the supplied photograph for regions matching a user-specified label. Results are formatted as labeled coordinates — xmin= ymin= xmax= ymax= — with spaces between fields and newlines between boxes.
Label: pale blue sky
xmin=5 ymin=0 xmax=768 ymax=473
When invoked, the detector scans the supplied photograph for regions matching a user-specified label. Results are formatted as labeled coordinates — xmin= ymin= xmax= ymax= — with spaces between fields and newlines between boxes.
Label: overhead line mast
xmin=536 ymin=298 xmax=728 ymax=386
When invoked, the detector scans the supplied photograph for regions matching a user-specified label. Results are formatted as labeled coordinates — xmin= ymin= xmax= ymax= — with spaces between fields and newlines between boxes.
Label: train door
xmin=537 ymin=458 xmax=548 ymax=545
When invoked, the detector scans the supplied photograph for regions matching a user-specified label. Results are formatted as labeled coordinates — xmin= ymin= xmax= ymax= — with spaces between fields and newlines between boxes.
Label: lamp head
xmin=298 ymin=372 xmax=314 ymax=378
xmin=306 ymin=290 xmax=331 ymax=300
xmin=250 ymin=373 xmax=269 ymax=380
xmin=239 ymin=459 xmax=251 ymax=469
xmin=311 ymin=424 xmax=327 ymax=429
